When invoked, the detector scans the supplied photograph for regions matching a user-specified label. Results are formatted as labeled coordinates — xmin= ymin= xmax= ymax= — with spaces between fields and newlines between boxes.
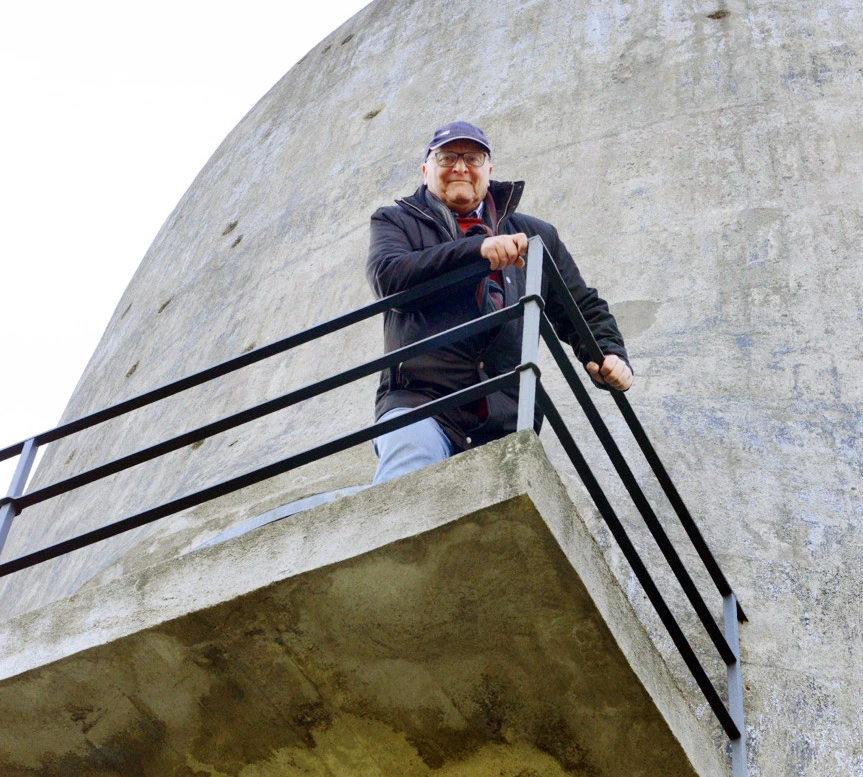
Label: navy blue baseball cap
xmin=424 ymin=121 xmax=491 ymax=158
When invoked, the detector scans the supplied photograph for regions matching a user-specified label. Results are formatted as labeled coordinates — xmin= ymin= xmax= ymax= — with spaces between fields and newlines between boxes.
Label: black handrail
xmin=0 ymin=241 xmax=746 ymax=771
xmin=539 ymin=314 xmax=737 ymax=666
xmin=11 ymin=304 xmax=523 ymax=513
xmin=0 ymin=372 xmax=520 ymax=577
xmin=535 ymin=381 xmax=739 ymax=739
xmin=541 ymin=255 xmax=747 ymax=622
xmin=0 ymin=260 xmax=492 ymax=463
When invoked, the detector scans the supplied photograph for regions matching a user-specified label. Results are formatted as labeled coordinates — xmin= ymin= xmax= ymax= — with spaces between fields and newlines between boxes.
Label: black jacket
xmin=366 ymin=180 xmax=629 ymax=451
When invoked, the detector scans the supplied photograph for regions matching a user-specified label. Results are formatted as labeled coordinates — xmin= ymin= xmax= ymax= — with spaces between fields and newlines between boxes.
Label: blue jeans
xmin=372 ymin=407 xmax=454 ymax=484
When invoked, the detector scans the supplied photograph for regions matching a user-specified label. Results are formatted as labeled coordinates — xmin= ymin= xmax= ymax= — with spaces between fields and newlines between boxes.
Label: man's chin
xmin=444 ymin=191 xmax=479 ymax=213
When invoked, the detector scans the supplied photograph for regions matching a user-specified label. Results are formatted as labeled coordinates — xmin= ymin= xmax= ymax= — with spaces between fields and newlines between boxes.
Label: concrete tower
xmin=1 ymin=1 xmax=861 ymax=775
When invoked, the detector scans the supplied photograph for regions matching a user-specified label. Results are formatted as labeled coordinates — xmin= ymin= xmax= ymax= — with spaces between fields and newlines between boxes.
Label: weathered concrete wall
xmin=0 ymin=1 xmax=861 ymax=775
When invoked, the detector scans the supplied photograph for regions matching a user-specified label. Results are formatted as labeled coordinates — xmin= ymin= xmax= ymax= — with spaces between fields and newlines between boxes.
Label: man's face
xmin=422 ymin=140 xmax=492 ymax=215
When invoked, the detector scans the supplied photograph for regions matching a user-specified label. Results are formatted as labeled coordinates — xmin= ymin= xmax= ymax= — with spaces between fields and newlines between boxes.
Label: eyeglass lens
xmin=434 ymin=151 xmax=487 ymax=167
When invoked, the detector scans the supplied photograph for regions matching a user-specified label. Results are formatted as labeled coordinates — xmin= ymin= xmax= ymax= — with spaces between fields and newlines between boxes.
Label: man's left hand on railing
xmin=585 ymin=353 xmax=633 ymax=392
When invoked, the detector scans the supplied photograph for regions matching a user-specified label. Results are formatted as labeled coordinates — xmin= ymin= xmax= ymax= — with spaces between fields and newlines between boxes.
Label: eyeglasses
xmin=430 ymin=150 xmax=489 ymax=168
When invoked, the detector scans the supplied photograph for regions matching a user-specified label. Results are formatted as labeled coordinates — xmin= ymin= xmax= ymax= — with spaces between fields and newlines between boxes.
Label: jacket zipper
xmin=496 ymin=184 xmax=516 ymax=233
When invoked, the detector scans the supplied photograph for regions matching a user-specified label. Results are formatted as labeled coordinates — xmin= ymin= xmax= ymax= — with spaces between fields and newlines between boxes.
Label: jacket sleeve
xmin=532 ymin=220 xmax=630 ymax=371
xmin=366 ymin=205 xmax=487 ymax=299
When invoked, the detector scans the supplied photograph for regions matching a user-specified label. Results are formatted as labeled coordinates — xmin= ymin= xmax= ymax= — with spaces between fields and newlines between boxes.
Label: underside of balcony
xmin=0 ymin=431 xmax=727 ymax=777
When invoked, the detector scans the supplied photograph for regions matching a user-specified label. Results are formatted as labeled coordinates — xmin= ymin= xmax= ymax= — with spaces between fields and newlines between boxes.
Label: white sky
xmin=0 ymin=0 xmax=372 ymax=487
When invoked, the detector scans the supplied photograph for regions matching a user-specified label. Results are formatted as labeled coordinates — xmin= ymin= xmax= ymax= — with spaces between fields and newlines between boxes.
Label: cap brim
xmin=427 ymin=135 xmax=491 ymax=154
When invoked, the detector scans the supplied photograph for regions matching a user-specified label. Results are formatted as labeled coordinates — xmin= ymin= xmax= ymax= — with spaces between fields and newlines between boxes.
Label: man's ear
xmin=421 ymin=163 xmax=428 ymax=184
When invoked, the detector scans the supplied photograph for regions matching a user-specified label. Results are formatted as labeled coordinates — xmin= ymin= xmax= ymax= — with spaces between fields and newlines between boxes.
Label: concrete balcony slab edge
xmin=0 ymin=431 xmax=728 ymax=776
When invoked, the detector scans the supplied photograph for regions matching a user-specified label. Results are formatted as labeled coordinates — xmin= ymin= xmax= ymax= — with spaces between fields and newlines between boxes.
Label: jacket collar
xmin=398 ymin=180 xmax=525 ymax=232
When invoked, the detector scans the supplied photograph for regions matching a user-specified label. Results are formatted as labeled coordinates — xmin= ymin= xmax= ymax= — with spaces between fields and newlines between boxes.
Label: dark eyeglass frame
xmin=429 ymin=150 xmax=489 ymax=168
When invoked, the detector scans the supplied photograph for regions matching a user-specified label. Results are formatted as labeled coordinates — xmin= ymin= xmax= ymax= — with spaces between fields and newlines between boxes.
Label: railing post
xmin=517 ymin=236 xmax=544 ymax=430
xmin=724 ymin=592 xmax=748 ymax=776
xmin=0 ymin=437 xmax=38 ymax=556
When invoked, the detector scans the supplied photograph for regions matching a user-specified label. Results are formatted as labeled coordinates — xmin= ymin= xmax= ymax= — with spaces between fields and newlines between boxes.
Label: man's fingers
xmin=501 ymin=236 xmax=521 ymax=263
xmin=585 ymin=356 xmax=632 ymax=391
xmin=600 ymin=354 xmax=633 ymax=391
xmin=600 ymin=354 xmax=620 ymax=375
xmin=481 ymin=234 xmax=529 ymax=269
xmin=481 ymin=238 xmax=504 ymax=269
xmin=512 ymin=234 xmax=528 ymax=267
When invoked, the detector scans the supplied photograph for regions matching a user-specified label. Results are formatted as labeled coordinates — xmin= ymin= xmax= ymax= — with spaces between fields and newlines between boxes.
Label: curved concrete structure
xmin=1 ymin=2 xmax=861 ymax=775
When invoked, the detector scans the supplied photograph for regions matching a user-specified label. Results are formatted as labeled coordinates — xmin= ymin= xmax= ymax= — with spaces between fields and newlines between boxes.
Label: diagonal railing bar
xmin=539 ymin=245 xmax=743 ymax=617
xmin=534 ymin=381 xmax=741 ymax=740
xmin=1 ymin=232 xmax=747 ymax=772
xmin=538 ymin=313 xmax=737 ymax=665
xmin=0 ymin=260 xmax=492 ymax=464
xmin=0 ymin=371 xmax=521 ymax=578
xmin=530 ymin=233 xmax=748 ymax=772
xmin=610 ymin=390 xmax=747 ymax=622
xmin=10 ymin=304 xmax=523 ymax=513
xmin=724 ymin=592 xmax=748 ymax=776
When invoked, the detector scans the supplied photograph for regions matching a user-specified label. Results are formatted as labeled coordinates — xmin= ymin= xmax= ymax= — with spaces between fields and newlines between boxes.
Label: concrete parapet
xmin=0 ymin=432 xmax=726 ymax=776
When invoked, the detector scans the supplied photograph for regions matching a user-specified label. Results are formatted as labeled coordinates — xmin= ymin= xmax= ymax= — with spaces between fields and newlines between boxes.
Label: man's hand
xmin=481 ymin=233 xmax=528 ymax=270
xmin=585 ymin=354 xmax=633 ymax=391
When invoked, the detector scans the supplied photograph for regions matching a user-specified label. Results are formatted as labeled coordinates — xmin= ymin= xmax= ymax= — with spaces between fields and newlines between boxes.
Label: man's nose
xmin=453 ymin=156 xmax=469 ymax=172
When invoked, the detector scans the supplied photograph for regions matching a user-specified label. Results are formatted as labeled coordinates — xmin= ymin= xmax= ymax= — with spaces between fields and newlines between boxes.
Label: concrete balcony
xmin=0 ymin=432 xmax=728 ymax=776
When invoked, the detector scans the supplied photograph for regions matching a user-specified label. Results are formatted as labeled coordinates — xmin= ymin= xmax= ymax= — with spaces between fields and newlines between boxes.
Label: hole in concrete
xmin=231 ymin=235 xmax=243 ymax=249
xmin=222 ymin=220 xmax=239 ymax=236
xmin=157 ymin=297 xmax=173 ymax=314
xmin=242 ymin=342 xmax=256 ymax=353
xmin=126 ymin=361 xmax=139 ymax=378
xmin=341 ymin=33 xmax=354 ymax=45
xmin=120 ymin=303 xmax=132 ymax=319
xmin=364 ymin=107 xmax=382 ymax=120
xmin=707 ymin=9 xmax=730 ymax=19
xmin=190 ymin=440 xmax=204 ymax=450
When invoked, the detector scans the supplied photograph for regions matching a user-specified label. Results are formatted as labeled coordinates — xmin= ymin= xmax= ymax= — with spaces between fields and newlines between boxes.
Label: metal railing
xmin=0 ymin=236 xmax=747 ymax=775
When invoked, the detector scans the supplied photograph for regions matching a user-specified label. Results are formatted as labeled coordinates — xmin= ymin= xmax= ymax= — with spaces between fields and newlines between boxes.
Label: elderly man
xmin=366 ymin=121 xmax=632 ymax=484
